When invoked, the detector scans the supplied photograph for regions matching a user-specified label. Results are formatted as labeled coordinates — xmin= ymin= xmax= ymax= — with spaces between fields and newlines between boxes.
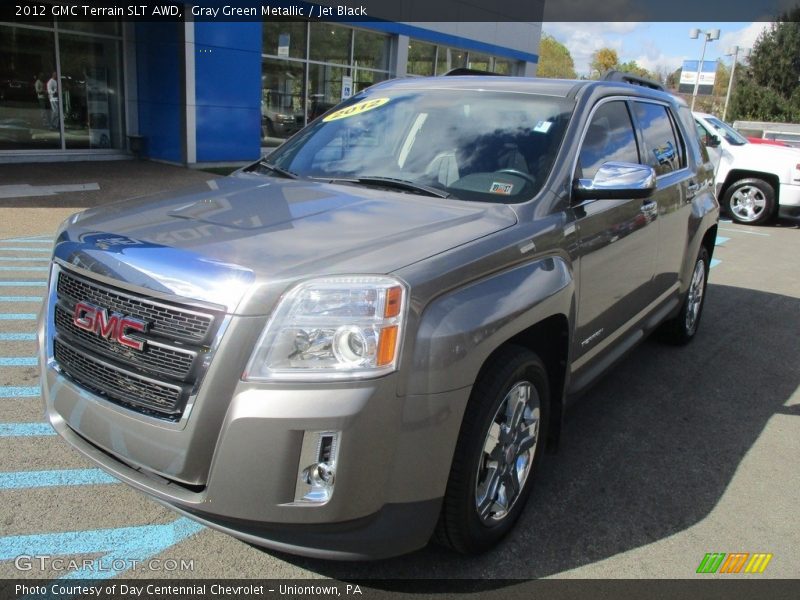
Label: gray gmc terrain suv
xmin=39 ymin=75 xmax=719 ymax=559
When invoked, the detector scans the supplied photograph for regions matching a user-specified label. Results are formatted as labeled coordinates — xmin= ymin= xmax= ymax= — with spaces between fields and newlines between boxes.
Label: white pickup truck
xmin=694 ymin=112 xmax=800 ymax=224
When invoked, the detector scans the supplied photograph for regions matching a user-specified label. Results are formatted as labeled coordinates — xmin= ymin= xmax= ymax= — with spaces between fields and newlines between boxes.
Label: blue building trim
xmin=135 ymin=22 xmax=185 ymax=163
xmin=346 ymin=21 xmax=539 ymax=64
xmin=194 ymin=21 xmax=263 ymax=162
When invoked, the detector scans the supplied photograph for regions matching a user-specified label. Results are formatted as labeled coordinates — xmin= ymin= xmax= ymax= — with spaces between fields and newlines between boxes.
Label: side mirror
xmin=573 ymin=162 xmax=656 ymax=201
xmin=706 ymin=135 xmax=721 ymax=148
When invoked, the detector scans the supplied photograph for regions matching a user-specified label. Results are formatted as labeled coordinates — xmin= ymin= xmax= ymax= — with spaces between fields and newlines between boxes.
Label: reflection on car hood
xmin=55 ymin=174 xmax=517 ymax=314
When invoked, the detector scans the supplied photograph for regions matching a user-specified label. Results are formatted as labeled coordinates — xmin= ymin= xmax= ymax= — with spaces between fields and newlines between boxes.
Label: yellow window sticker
xmin=322 ymin=97 xmax=390 ymax=122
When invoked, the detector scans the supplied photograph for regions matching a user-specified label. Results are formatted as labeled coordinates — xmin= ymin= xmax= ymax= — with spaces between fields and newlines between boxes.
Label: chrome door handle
xmin=687 ymin=181 xmax=700 ymax=194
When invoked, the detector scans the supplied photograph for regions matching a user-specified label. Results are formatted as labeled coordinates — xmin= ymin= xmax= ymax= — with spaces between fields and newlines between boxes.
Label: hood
xmin=54 ymin=174 xmax=517 ymax=314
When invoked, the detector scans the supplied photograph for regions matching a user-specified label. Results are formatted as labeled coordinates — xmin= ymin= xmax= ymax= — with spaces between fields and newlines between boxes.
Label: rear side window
xmin=633 ymin=102 xmax=684 ymax=176
xmin=577 ymin=101 xmax=639 ymax=180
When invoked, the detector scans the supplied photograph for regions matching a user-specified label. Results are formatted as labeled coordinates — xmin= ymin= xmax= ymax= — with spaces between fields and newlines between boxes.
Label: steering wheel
xmin=495 ymin=169 xmax=536 ymax=185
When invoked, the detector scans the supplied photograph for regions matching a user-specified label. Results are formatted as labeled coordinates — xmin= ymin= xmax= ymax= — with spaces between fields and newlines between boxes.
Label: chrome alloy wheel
xmin=685 ymin=257 xmax=706 ymax=334
xmin=475 ymin=381 xmax=540 ymax=524
xmin=729 ymin=185 xmax=767 ymax=223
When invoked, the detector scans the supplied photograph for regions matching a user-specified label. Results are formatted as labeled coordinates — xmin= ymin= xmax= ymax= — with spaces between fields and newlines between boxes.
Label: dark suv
xmin=40 ymin=75 xmax=719 ymax=559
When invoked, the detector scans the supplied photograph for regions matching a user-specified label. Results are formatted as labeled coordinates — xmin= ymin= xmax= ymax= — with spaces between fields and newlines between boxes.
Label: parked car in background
xmin=695 ymin=112 xmax=800 ymax=224
xmin=746 ymin=136 xmax=791 ymax=147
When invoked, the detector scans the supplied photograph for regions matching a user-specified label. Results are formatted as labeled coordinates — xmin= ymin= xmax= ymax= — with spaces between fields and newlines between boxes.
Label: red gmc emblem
xmin=72 ymin=302 xmax=147 ymax=351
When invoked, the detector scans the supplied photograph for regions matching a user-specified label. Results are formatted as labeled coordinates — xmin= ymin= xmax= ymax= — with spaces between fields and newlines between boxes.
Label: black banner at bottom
xmin=1 ymin=579 xmax=800 ymax=600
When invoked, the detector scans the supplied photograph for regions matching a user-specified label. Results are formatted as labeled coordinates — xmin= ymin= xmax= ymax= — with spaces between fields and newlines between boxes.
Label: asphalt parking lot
xmin=0 ymin=161 xmax=798 ymax=583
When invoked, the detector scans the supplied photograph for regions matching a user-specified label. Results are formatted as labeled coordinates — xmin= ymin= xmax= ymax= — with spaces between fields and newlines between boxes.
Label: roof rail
xmin=601 ymin=70 xmax=664 ymax=91
xmin=442 ymin=67 xmax=506 ymax=77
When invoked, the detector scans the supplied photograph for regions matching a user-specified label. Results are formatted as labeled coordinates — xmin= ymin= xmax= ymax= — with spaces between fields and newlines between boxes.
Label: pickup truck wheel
xmin=723 ymin=178 xmax=775 ymax=225
xmin=660 ymin=246 xmax=709 ymax=345
xmin=435 ymin=346 xmax=549 ymax=554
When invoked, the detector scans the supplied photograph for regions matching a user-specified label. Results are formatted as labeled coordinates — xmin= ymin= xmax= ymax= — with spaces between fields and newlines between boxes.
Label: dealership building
xmin=0 ymin=9 xmax=542 ymax=166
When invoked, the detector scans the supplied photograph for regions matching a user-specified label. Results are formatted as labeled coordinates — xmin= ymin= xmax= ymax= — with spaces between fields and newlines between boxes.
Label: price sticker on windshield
xmin=323 ymin=98 xmax=390 ymax=122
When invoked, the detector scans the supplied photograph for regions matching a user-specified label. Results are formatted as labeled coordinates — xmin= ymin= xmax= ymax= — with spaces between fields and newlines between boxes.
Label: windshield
xmin=706 ymin=116 xmax=748 ymax=146
xmin=260 ymin=90 xmax=574 ymax=203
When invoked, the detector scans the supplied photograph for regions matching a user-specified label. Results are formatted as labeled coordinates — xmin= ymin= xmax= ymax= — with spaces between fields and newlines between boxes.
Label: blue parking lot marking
xmin=0 ymin=422 xmax=55 ymax=437
xmin=0 ymin=469 xmax=118 ymax=490
xmin=0 ymin=266 xmax=49 ymax=271
xmin=0 ymin=386 xmax=41 ymax=397
xmin=0 ymin=313 xmax=37 ymax=320
xmin=0 ymin=257 xmax=49 ymax=262
xmin=710 ymin=258 xmax=722 ymax=269
xmin=0 ymin=296 xmax=42 ymax=302
xmin=0 ymin=333 xmax=37 ymax=341
xmin=714 ymin=236 xmax=730 ymax=246
xmin=0 ymin=247 xmax=51 ymax=253
xmin=0 ymin=281 xmax=46 ymax=287
xmin=0 ymin=518 xmax=205 ymax=580
xmin=0 ymin=357 xmax=38 ymax=366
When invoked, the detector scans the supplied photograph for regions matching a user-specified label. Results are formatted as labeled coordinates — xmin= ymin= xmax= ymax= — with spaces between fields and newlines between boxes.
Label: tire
xmin=435 ymin=345 xmax=549 ymax=554
xmin=659 ymin=246 xmax=710 ymax=345
xmin=722 ymin=178 xmax=776 ymax=225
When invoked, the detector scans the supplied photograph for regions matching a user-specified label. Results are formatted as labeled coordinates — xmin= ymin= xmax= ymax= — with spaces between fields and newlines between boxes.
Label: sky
xmin=542 ymin=22 xmax=772 ymax=77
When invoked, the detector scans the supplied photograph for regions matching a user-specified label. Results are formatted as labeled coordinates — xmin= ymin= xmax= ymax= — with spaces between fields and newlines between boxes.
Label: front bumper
xmin=779 ymin=182 xmax=800 ymax=216
xmin=41 ymin=321 xmax=470 ymax=558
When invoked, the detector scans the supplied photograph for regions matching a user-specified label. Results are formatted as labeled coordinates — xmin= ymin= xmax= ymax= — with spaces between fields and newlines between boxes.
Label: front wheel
xmin=435 ymin=345 xmax=549 ymax=554
xmin=659 ymin=246 xmax=710 ymax=345
xmin=723 ymin=178 xmax=776 ymax=225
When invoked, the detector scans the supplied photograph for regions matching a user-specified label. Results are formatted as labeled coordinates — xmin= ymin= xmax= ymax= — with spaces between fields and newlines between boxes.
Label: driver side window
xmin=577 ymin=101 xmax=640 ymax=181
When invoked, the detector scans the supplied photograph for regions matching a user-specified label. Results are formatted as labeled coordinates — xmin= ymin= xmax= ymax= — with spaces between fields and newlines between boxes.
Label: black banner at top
xmin=0 ymin=0 xmax=797 ymax=23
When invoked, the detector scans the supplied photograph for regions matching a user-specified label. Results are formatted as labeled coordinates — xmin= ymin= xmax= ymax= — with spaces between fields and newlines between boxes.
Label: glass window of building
xmin=467 ymin=52 xmax=491 ymax=71
xmin=493 ymin=58 xmax=514 ymax=75
xmin=58 ymin=33 xmax=123 ymax=149
xmin=436 ymin=47 xmax=467 ymax=74
xmin=309 ymin=23 xmax=352 ymax=65
xmin=307 ymin=63 xmax=348 ymax=121
xmin=352 ymin=28 xmax=390 ymax=72
xmin=0 ymin=25 xmax=60 ymax=150
xmin=58 ymin=21 xmax=121 ymax=37
xmin=261 ymin=58 xmax=305 ymax=144
xmin=407 ymin=40 xmax=436 ymax=76
xmin=353 ymin=69 xmax=390 ymax=94
xmin=263 ymin=21 xmax=307 ymax=59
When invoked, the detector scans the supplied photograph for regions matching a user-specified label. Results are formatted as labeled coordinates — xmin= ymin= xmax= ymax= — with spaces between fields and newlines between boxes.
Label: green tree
xmin=537 ymin=35 xmax=577 ymax=79
xmin=730 ymin=9 xmax=800 ymax=121
xmin=589 ymin=48 xmax=619 ymax=79
xmin=617 ymin=60 xmax=658 ymax=82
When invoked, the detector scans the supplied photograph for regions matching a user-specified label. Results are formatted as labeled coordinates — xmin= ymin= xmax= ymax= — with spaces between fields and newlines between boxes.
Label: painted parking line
xmin=715 ymin=236 xmax=731 ymax=246
xmin=710 ymin=258 xmax=722 ymax=269
xmin=0 ymin=333 xmax=37 ymax=341
xmin=0 ymin=469 xmax=117 ymax=490
xmin=0 ymin=313 xmax=38 ymax=320
xmin=0 ymin=422 xmax=55 ymax=437
xmin=0 ymin=281 xmax=46 ymax=287
xmin=0 ymin=266 xmax=49 ymax=272
xmin=0 ymin=386 xmax=41 ymax=397
xmin=0 ymin=296 xmax=43 ymax=302
xmin=0 ymin=247 xmax=52 ymax=253
xmin=0 ymin=257 xmax=50 ymax=262
xmin=719 ymin=227 xmax=771 ymax=237
xmin=0 ymin=518 xmax=205 ymax=580
xmin=0 ymin=357 xmax=38 ymax=366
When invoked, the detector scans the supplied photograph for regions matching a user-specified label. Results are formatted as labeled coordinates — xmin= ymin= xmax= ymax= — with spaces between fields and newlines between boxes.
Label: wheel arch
xmin=721 ymin=170 xmax=780 ymax=206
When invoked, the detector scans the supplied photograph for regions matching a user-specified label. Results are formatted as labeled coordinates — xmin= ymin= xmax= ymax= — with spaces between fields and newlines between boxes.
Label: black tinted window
xmin=634 ymin=102 xmax=683 ymax=176
xmin=578 ymin=101 xmax=639 ymax=180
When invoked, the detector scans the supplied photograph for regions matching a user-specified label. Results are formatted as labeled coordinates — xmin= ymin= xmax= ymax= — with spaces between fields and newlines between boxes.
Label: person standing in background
xmin=34 ymin=73 xmax=47 ymax=126
xmin=46 ymin=71 xmax=59 ymax=130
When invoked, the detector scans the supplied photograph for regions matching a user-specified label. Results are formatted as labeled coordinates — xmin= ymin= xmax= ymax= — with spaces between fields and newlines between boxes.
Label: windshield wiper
xmin=257 ymin=159 xmax=300 ymax=180
xmin=348 ymin=176 xmax=450 ymax=198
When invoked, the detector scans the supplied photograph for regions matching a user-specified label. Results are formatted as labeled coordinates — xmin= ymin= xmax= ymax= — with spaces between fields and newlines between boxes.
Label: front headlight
xmin=243 ymin=276 xmax=407 ymax=381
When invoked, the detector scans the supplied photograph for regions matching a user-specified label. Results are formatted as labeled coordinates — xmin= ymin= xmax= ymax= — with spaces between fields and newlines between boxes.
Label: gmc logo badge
xmin=72 ymin=302 xmax=147 ymax=351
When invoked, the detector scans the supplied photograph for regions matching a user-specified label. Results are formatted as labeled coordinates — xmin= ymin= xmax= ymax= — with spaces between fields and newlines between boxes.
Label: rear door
xmin=631 ymin=100 xmax=694 ymax=295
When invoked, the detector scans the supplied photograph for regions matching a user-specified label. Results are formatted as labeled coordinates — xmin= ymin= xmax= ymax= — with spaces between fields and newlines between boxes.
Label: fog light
xmin=293 ymin=431 xmax=340 ymax=504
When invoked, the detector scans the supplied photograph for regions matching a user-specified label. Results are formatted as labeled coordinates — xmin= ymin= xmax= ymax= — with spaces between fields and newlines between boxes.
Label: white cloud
xmin=717 ymin=22 xmax=771 ymax=58
xmin=543 ymin=22 xmax=642 ymax=76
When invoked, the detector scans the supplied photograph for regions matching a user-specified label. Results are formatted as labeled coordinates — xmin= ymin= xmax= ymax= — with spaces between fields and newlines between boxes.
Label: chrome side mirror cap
xmin=573 ymin=161 xmax=656 ymax=201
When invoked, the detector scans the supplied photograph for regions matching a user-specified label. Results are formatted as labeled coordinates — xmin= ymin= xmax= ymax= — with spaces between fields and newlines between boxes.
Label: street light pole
xmin=722 ymin=45 xmax=750 ymax=121
xmin=689 ymin=28 xmax=720 ymax=111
